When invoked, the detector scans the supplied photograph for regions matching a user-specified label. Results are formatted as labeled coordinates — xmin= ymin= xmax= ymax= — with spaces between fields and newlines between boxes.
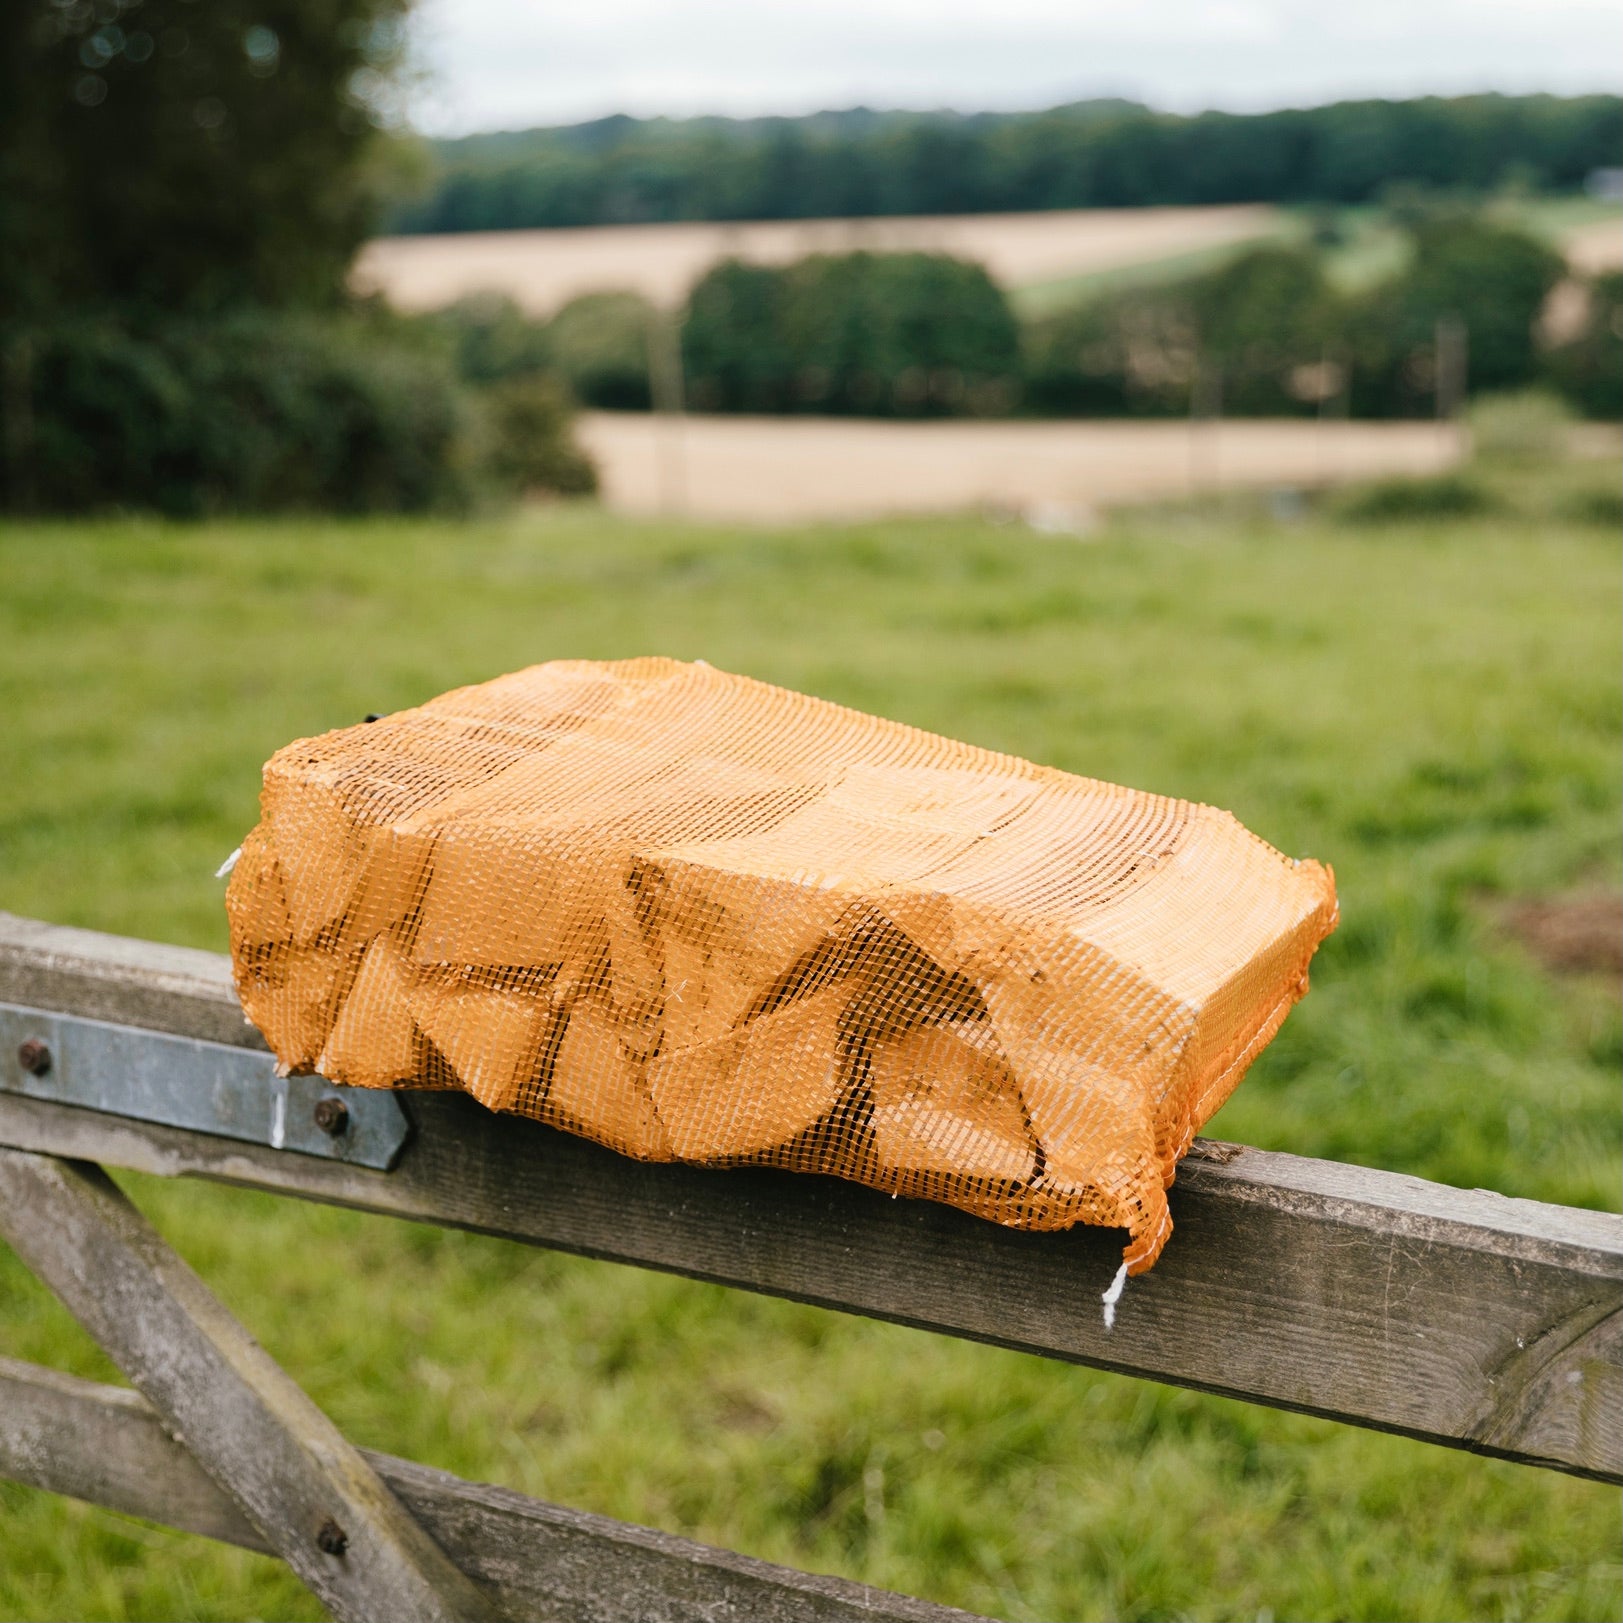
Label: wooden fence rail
xmin=1 ymin=911 xmax=1618 ymax=1619
xmin=0 ymin=1348 xmax=964 ymax=1623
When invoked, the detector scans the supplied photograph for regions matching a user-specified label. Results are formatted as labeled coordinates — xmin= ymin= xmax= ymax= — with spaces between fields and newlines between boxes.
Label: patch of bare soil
xmin=1500 ymin=893 xmax=1623 ymax=979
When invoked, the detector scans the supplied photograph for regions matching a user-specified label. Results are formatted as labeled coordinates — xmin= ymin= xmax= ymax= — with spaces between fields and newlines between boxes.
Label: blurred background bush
xmin=1014 ymin=213 xmax=1598 ymax=421
xmin=0 ymin=0 xmax=596 ymax=515
xmin=684 ymin=252 xmax=1021 ymax=416
xmin=1541 ymin=270 xmax=1623 ymax=420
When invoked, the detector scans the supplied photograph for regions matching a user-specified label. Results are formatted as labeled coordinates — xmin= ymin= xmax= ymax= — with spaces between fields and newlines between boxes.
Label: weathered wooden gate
xmin=1 ymin=911 xmax=1618 ymax=1621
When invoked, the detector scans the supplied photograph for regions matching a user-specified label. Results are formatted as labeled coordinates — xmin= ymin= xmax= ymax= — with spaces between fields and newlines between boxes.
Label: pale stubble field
xmin=574 ymin=413 xmax=1468 ymax=524
xmin=355 ymin=204 xmax=1282 ymax=315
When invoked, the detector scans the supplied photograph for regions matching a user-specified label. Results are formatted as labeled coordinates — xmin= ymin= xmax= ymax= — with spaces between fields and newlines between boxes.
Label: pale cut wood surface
xmin=0 ymin=1355 xmax=980 ymax=1623
xmin=2 ymin=912 xmax=1619 ymax=1483
xmin=0 ymin=1149 xmax=500 ymax=1623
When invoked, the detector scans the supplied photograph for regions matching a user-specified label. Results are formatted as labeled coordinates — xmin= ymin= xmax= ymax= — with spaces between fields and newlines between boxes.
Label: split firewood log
xmin=317 ymin=931 xmax=419 ymax=1090
xmin=648 ymin=982 xmax=849 ymax=1161
xmin=242 ymin=944 xmax=361 ymax=1077
xmin=547 ymin=995 xmax=670 ymax=1160
xmin=404 ymin=971 xmax=556 ymax=1115
xmin=867 ymin=1018 xmax=1036 ymax=1188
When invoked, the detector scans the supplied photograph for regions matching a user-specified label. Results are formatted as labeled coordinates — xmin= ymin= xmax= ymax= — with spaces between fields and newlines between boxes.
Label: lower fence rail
xmin=0 ymin=912 xmax=1619 ymax=1620
xmin=0 ymin=1354 xmax=971 ymax=1623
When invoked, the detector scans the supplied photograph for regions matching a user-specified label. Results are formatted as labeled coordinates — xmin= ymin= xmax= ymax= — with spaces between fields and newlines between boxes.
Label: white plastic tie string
xmin=1101 ymin=1261 xmax=1128 ymax=1331
xmin=214 ymin=847 xmax=242 ymax=880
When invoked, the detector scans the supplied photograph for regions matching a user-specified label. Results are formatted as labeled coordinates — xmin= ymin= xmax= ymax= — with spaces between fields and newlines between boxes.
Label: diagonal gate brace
xmin=0 ymin=1147 xmax=499 ymax=1623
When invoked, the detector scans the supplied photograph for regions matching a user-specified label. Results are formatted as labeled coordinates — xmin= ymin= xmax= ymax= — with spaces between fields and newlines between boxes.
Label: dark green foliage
xmin=6 ymin=309 xmax=598 ymax=516
xmin=1334 ymin=474 xmax=1499 ymax=524
xmin=1557 ymin=484 xmax=1623 ymax=527
xmin=14 ymin=312 xmax=476 ymax=516
xmin=682 ymin=263 xmax=794 ymax=413
xmin=422 ymin=291 xmax=653 ymax=409
xmin=0 ymin=0 xmax=412 ymax=317
xmin=675 ymin=217 xmax=1582 ymax=425
xmin=786 ymin=254 xmax=1021 ymax=416
xmin=544 ymin=293 xmax=655 ymax=410
xmin=390 ymin=94 xmax=1623 ymax=234
xmin=683 ymin=253 xmax=1020 ymax=417
xmin=0 ymin=0 xmax=596 ymax=514
xmin=1023 ymin=292 xmax=1188 ymax=417
xmin=1543 ymin=272 xmax=1623 ymax=420
xmin=1027 ymin=218 xmax=1573 ymax=421
xmin=1188 ymin=246 xmax=1343 ymax=414
xmin=1346 ymin=216 xmax=1565 ymax=413
xmin=1024 ymin=245 xmax=1341 ymax=418
xmin=477 ymin=376 xmax=599 ymax=497
xmin=428 ymin=293 xmax=554 ymax=386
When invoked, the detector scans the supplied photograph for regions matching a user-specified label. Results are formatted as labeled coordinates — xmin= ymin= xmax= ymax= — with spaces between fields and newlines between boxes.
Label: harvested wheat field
xmin=1563 ymin=215 xmax=1623 ymax=275
xmin=575 ymin=413 xmax=1463 ymax=524
xmin=354 ymin=205 xmax=1280 ymax=315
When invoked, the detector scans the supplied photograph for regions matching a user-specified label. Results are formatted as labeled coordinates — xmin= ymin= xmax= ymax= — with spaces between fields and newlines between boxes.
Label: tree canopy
xmin=683 ymin=253 xmax=1021 ymax=416
xmin=1 ymin=0 xmax=413 ymax=319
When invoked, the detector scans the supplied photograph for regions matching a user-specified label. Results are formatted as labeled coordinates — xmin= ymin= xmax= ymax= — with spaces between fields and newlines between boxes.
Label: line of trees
xmin=1024 ymin=215 xmax=1618 ymax=420
xmin=437 ymin=214 xmax=1621 ymax=424
xmin=390 ymin=94 xmax=1623 ymax=235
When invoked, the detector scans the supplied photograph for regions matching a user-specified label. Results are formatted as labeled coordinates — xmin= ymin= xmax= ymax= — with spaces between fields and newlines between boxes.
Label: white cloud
xmin=408 ymin=0 xmax=1623 ymax=135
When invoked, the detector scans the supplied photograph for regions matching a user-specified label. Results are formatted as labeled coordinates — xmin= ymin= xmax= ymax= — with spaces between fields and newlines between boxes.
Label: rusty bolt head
xmin=17 ymin=1038 xmax=51 ymax=1077
xmin=316 ymin=1517 xmax=349 ymax=1557
xmin=312 ymin=1096 xmax=349 ymax=1136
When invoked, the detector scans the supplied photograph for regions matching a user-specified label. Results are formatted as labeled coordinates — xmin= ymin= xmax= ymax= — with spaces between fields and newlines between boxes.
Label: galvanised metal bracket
xmin=0 ymin=1001 xmax=410 ymax=1170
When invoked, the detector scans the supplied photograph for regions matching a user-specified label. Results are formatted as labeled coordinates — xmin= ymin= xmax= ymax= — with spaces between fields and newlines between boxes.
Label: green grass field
xmin=1 ymin=467 xmax=1619 ymax=1621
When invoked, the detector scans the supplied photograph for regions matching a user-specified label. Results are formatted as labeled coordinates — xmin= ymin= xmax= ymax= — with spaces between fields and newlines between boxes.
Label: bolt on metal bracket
xmin=1 ymin=1001 xmax=409 ymax=1170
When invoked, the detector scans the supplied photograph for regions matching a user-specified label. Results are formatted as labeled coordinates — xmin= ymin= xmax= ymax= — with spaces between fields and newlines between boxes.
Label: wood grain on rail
xmin=3 ymin=912 xmax=1618 ymax=1483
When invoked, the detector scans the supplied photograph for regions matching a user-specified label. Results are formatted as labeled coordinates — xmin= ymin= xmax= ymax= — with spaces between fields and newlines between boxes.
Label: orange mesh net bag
xmin=226 ymin=657 xmax=1337 ymax=1273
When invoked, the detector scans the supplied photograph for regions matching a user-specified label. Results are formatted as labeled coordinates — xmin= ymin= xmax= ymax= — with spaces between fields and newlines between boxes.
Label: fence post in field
xmin=1312 ymin=348 xmax=1350 ymax=489
xmin=1189 ymin=355 xmax=1223 ymax=498
xmin=1435 ymin=313 xmax=1469 ymax=465
xmin=647 ymin=304 xmax=688 ymax=515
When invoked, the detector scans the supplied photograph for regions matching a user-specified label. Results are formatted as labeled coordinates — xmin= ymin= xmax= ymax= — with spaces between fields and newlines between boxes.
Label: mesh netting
xmin=226 ymin=657 xmax=1337 ymax=1272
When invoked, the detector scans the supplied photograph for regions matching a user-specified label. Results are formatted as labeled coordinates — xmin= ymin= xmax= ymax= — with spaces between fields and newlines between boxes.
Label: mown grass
xmin=0 ymin=473 xmax=1618 ymax=1621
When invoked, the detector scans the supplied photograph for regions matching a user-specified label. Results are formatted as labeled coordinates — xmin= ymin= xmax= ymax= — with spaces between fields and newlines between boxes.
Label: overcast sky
xmin=409 ymin=0 xmax=1622 ymax=136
